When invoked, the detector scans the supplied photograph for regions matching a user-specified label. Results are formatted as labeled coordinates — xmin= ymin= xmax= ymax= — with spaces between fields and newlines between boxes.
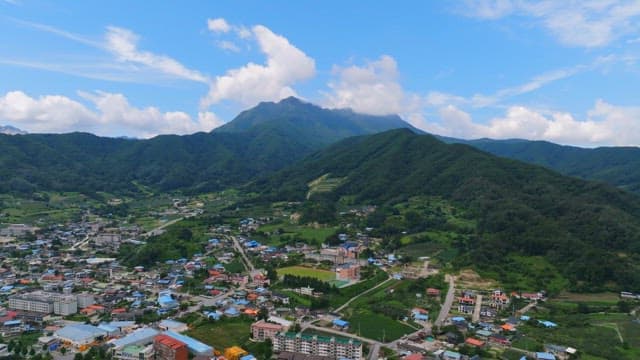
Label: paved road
xmin=334 ymin=276 xmax=393 ymax=313
xmin=143 ymin=216 xmax=184 ymax=237
xmin=517 ymin=300 xmax=537 ymax=316
xmin=472 ymin=294 xmax=483 ymax=322
xmin=230 ymin=235 xmax=256 ymax=273
xmin=367 ymin=343 xmax=381 ymax=360
xmin=435 ymin=275 xmax=455 ymax=327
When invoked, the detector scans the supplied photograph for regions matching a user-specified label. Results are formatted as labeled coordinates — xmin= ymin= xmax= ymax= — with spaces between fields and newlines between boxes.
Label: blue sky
xmin=1 ymin=0 xmax=640 ymax=146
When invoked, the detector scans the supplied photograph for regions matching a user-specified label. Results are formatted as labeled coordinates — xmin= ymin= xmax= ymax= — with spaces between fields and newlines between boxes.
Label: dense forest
xmin=441 ymin=136 xmax=640 ymax=194
xmin=0 ymin=97 xmax=415 ymax=196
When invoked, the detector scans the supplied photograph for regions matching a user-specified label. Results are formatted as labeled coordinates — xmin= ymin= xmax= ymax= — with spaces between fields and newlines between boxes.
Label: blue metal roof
xmin=111 ymin=328 xmax=159 ymax=348
xmin=164 ymin=331 xmax=213 ymax=355
xmin=535 ymin=352 xmax=556 ymax=360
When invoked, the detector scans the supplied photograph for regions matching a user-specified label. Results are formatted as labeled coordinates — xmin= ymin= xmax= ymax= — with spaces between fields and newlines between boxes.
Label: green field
xmin=257 ymin=222 xmax=338 ymax=246
xmin=278 ymin=266 xmax=336 ymax=281
xmin=346 ymin=309 xmax=415 ymax=342
xmin=186 ymin=318 xmax=252 ymax=350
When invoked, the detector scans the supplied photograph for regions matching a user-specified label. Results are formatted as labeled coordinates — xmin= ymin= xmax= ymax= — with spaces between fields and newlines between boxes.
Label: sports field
xmin=277 ymin=266 xmax=336 ymax=282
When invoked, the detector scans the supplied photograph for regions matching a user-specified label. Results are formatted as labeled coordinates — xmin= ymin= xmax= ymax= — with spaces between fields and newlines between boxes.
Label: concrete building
xmin=54 ymin=297 xmax=77 ymax=316
xmin=273 ymin=332 xmax=362 ymax=360
xmin=77 ymin=293 xmax=96 ymax=309
xmin=9 ymin=291 xmax=77 ymax=315
xmin=113 ymin=344 xmax=154 ymax=360
xmin=251 ymin=320 xmax=284 ymax=341
xmin=154 ymin=334 xmax=188 ymax=360
xmin=8 ymin=294 xmax=53 ymax=314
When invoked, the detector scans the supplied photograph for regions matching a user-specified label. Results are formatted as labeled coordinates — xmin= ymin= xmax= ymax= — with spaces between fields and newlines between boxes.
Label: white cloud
xmin=0 ymin=90 xmax=223 ymax=138
xmin=427 ymin=55 xmax=627 ymax=109
xmin=201 ymin=24 xmax=315 ymax=108
xmin=324 ymin=55 xmax=407 ymax=116
xmin=207 ymin=18 xmax=231 ymax=33
xmin=462 ymin=0 xmax=640 ymax=47
xmin=216 ymin=40 xmax=240 ymax=52
xmin=105 ymin=26 xmax=208 ymax=83
xmin=0 ymin=91 xmax=96 ymax=133
xmin=427 ymin=101 xmax=640 ymax=146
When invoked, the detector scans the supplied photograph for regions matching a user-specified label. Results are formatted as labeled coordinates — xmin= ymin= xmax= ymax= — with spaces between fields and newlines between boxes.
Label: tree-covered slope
xmin=440 ymin=137 xmax=640 ymax=194
xmin=0 ymin=98 xmax=417 ymax=195
xmin=255 ymin=129 xmax=640 ymax=291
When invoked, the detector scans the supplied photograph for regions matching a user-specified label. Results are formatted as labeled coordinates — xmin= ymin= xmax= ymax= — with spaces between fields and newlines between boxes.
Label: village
xmin=0 ymin=197 xmax=638 ymax=360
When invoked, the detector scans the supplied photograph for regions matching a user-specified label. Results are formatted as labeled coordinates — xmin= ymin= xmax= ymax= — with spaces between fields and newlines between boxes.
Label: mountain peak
xmin=0 ymin=125 xmax=27 ymax=135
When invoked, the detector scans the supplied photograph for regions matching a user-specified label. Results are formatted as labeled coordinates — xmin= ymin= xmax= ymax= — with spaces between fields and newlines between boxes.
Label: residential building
xmin=77 ymin=293 xmax=96 ymax=309
xmin=491 ymin=290 xmax=509 ymax=310
xmin=154 ymin=334 xmax=188 ymax=360
xmin=273 ymin=332 xmax=362 ymax=360
xmin=9 ymin=291 xmax=77 ymax=315
xmin=251 ymin=320 xmax=284 ymax=341
xmin=113 ymin=344 xmax=154 ymax=360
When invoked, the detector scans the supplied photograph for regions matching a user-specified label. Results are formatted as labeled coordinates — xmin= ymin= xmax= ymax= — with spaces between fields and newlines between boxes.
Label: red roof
xmin=155 ymin=334 xmax=187 ymax=350
xmin=465 ymin=338 xmax=485 ymax=347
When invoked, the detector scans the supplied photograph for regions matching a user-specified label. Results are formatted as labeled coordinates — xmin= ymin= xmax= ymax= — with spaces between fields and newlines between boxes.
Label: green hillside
xmin=0 ymin=97 xmax=416 ymax=196
xmin=254 ymin=129 xmax=640 ymax=292
xmin=441 ymin=136 xmax=640 ymax=194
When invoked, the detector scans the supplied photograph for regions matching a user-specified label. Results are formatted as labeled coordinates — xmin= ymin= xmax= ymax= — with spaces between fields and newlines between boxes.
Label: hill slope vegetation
xmin=255 ymin=129 xmax=640 ymax=291
xmin=0 ymin=97 xmax=416 ymax=196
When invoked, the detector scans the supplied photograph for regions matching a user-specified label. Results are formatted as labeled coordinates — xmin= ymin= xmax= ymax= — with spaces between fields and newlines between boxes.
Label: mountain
xmin=439 ymin=137 xmax=640 ymax=194
xmin=255 ymin=129 xmax=640 ymax=291
xmin=214 ymin=96 xmax=422 ymax=147
xmin=0 ymin=125 xmax=27 ymax=135
xmin=0 ymin=98 xmax=418 ymax=195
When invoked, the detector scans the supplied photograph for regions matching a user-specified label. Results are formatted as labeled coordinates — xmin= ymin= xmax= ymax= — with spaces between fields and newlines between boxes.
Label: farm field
xmin=277 ymin=266 xmax=336 ymax=282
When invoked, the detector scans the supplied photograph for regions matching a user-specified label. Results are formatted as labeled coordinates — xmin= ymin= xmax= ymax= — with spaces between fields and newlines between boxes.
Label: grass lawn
xmin=277 ymin=266 xmax=336 ymax=282
xmin=185 ymin=318 xmax=252 ymax=350
xmin=346 ymin=310 xmax=415 ymax=342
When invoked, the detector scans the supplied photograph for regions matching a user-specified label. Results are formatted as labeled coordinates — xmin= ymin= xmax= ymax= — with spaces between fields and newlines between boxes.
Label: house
xmin=491 ymin=290 xmax=509 ymax=309
xmin=465 ymin=338 xmax=485 ymax=348
xmin=332 ymin=319 xmax=349 ymax=330
xmin=535 ymin=352 xmax=556 ymax=360
xmin=489 ymin=334 xmax=510 ymax=346
xmin=442 ymin=350 xmax=461 ymax=360
xmin=538 ymin=320 xmax=558 ymax=328
xmin=426 ymin=288 xmax=440 ymax=297
xmin=457 ymin=296 xmax=475 ymax=314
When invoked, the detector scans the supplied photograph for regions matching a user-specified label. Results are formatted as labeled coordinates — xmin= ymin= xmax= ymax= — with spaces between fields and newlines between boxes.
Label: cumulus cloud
xmin=0 ymin=90 xmax=223 ymax=138
xmin=461 ymin=0 xmax=640 ymax=47
xmin=201 ymin=24 xmax=315 ymax=108
xmin=324 ymin=55 xmax=407 ymax=116
xmin=427 ymin=101 xmax=640 ymax=146
xmin=207 ymin=18 xmax=231 ymax=33
xmin=105 ymin=26 xmax=208 ymax=83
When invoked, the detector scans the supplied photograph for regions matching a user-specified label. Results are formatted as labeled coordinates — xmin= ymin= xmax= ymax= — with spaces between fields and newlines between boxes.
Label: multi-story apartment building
xmin=251 ymin=320 xmax=284 ymax=341
xmin=272 ymin=332 xmax=362 ymax=360
xmin=8 ymin=291 xmax=78 ymax=315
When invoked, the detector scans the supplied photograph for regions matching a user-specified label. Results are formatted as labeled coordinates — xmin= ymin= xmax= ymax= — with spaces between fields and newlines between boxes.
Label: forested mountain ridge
xmin=0 ymin=98 xmax=417 ymax=196
xmin=440 ymin=136 xmax=640 ymax=194
xmin=254 ymin=129 xmax=640 ymax=291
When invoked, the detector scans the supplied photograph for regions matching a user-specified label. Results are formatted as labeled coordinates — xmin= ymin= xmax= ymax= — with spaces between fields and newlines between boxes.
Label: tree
xmin=60 ymin=347 xmax=67 ymax=355
xmin=74 ymin=352 xmax=84 ymax=360
xmin=258 ymin=307 xmax=269 ymax=321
